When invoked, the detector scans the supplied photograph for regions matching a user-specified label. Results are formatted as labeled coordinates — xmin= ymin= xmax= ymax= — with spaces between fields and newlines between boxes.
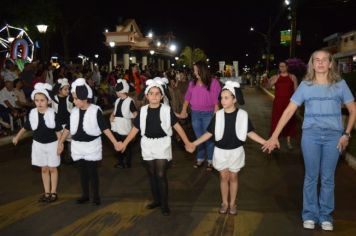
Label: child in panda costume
xmin=52 ymin=78 xmax=73 ymax=164
xmin=117 ymin=79 xmax=192 ymax=216
xmin=110 ymin=79 xmax=137 ymax=168
xmin=13 ymin=83 xmax=62 ymax=203
xmin=188 ymin=81 xmax=266 ymax=215
xmin=57 ymin=78 xmax=120 ymax=206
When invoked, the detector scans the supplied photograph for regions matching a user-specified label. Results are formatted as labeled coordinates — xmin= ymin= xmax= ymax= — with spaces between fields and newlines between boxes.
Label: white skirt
xmin=141 ymin=136 xmax=172 ymax=161
xmin=111 ymin=117 xmax=132 ymax=135
xmin=31 ymin=140 xmax=60 ymax=167
xmin=71 ymin=137 xmax=102 ymax=161
xmin=213 ymin=146 xmax=245 ymax=173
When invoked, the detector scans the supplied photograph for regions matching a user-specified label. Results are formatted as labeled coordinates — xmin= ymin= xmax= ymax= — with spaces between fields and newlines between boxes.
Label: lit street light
xmin=36 ymin=24 xmax=48 ymax=62
xmin=109 ymin=42 xmax=115 ymax=70
xmin=169 ymin=44 xmax=177 ymax=52
xmin=250 ymin=26 xmax=272 ymax=72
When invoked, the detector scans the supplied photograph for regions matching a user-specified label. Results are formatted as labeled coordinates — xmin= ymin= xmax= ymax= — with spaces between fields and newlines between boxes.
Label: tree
xmin=178 ymin=46 xmax=207 ymax=68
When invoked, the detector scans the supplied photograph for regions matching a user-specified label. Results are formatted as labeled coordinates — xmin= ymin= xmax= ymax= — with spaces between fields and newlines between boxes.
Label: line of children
xmin=11 ymin=78 xmax=268 ymax=218
xmin=117 ymin=79 xmax=192 ymax=216
xmin=57 ymin=78 xmax=120 ymax=205
xmin=110 ymin=79 xmax=137 ymax=168
xmin=13 ymin=83 xmax=62 ymax=203
xmin=187 ymin=81 xmax=266 ymax=215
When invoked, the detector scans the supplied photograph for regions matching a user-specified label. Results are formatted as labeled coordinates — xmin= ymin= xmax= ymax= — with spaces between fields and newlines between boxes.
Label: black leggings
xmin=78 ymin=160 xmax=99 ymax=200
xmin=144 ymin=159 xmax=169 ymax=208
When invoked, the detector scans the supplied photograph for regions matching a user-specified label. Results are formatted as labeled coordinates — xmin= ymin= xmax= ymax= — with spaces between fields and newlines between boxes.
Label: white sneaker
xmin=303 ymin=220 xmax=315 ymax=229
xmin=321 ymin=221 xmax=333 ymax=231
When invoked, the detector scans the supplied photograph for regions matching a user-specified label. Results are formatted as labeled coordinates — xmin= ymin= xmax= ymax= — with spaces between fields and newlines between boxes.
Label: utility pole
xmin=289 ymin=0 xmax=297 ymax=58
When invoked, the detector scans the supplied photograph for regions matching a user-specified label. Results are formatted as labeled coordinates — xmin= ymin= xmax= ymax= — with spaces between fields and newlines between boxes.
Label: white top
xmin=0 ymin=87 xmax=18 ymax=108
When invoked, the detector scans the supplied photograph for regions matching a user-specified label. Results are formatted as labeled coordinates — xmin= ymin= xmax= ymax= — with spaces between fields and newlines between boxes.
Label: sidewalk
xmin=260 ymin=86 xmax=356 ymax=171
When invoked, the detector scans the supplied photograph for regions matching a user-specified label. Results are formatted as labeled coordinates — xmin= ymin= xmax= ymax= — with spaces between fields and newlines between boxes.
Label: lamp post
xmin=36 ymin=24 xmax=48 ymax=62
xmin=285 ymin=0 xmax=297 ymax=58
xmin=250 ymin=26 xmax=272 ymax=72
xmin=109 ymin=41 xmax=115 ymax=71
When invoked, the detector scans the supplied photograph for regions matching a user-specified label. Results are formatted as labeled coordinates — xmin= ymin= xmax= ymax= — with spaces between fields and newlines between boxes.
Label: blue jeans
xmin=191 ymin=110 xmax=214 ymax=162
xmin=301 ymin=128 xmax=341 ymax=223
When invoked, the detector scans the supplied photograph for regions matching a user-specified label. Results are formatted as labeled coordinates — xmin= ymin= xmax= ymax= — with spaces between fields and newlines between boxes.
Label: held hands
xmin=337 ymin=135 xmax=349 ymax=153
xmin=12 ymin=137 xmax=18 ymax=146
xmin=261 ymin=137 xmax=280 ymax=153
xmin=176 ymin=111 xmax=188 ymax=119
xmin=115 ymin=141 xmax=126 ymax=153
xmin=185 ymin=142 xmax=196 ymax=153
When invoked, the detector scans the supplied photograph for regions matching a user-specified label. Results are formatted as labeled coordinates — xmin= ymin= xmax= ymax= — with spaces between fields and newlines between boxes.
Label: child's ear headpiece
xmin=57 ymin=78 xmax=69 ymax=88
xmin=115 ymin=79 xmax=129 ymax=93
xmin=144 ymin=79 xmax=165 ymax=96
xmin=223 ymin=81 xmax=245 ymax=105
xmin=31 ymin=82 xmax=53 ymax=103
xmin=71 ymin=78 xmax=93 ymax=100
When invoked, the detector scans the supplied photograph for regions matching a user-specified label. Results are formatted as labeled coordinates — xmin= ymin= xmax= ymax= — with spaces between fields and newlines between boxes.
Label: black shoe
xmin=92 ymin=198 xmax=101 ymax=206
xmin=48 ymin=193 xmax=58 ymax=203
xmin=76 ymin=196 xmax=90 ymax=204
xmin=161 ymin=207 xmax=171 ymax=216
xmin=38 ymin=193 xmax=51 ymax=203
xmin=146 ymin=202 xmax=161 ymax=209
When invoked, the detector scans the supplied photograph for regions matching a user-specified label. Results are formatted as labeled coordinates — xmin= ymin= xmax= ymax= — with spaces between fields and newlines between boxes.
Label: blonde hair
xmin=304 ymin=49 xmax=341 ymax=84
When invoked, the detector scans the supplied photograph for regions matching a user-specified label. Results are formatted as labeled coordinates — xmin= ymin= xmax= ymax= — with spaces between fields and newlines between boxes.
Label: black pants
xmin=114 ymin=133 xmax=132 ymax=167
xmin=144 ymin=159 xmax=169 ymax=209
xmin=78 ymin=159 xmax=100 ymax=200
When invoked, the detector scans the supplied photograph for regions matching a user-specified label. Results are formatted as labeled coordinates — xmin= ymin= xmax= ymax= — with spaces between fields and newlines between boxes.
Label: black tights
xmin=78 ymin=160 xmax=99 ymax=200
xmin=145 ymin=159 xmax=169 ymax=208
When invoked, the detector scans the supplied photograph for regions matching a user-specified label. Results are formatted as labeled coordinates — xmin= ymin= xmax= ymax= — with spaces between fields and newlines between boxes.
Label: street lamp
xmin=250 ymin=26 xmax=272 ymax=72
xmin=109 ymin=41 xmax=115 ymax=71
xmin=286 ymin=0 xmax=297 ymax=58
xmin=36 ymin=24 xmax=48 ymax=62
xmin=169 ymin=44 xmax=177 ymax=52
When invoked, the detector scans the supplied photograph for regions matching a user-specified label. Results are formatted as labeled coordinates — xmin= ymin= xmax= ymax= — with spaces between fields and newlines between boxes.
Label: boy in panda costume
xmin=57 ymin=78 xmax=120 ymax=205
xmin=110 ymin=79 xmax=137 ymax=168
xmin=117 ymin=79 xmax=192 ymax=216
xmin=51 ymin=78 xmax=73 ymax=164
xmin=187 ymin=81 xmax=266 ymax=215
xmin=13 ymin=83 xmax=62 ymax=203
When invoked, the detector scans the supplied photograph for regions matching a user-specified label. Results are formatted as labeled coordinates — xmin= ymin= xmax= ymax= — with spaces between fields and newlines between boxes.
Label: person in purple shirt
xmin=179 ymin=61 xmax=221 ymax=170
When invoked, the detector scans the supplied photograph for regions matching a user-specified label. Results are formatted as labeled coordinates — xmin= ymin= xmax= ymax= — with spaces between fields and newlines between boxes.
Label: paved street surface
xmin=1 ymin=87 xmax=356 ymax=236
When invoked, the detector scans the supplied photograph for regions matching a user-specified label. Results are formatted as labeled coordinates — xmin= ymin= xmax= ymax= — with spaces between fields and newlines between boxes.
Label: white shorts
xmin=213 ymin=146 xmax=245 ymax=173
xmin=141 ymin=136 xmax=172 ymax=161
xmin=71 ymin=137 xmax=102 ymax=161
xmin=31 ymin=140 xmax=60 ymax=167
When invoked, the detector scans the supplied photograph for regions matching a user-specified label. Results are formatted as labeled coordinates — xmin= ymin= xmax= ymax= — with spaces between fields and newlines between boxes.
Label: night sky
xmin=1 ymin=0 xmax=356 ymax=67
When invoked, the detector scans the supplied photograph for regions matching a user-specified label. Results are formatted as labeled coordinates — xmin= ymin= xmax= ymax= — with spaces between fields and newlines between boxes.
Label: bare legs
xmin=219 ymin=169 xmax=238 ymax=208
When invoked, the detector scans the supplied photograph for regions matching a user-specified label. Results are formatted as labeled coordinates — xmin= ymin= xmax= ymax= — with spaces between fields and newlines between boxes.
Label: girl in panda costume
xmin=13 ymin=83 xmax=63 ymax=203
xmin=57 ymin=78 xmax=119 ymax=206
xmin=188 ymin=81 xmax=266 ymax=215
xmin=52 ymin=78 xmax=73 ymax=164
xmin=117 ymin=79 xmax=192 ymax=216
xmin=110 ymin=79 xmax=137 ymax=168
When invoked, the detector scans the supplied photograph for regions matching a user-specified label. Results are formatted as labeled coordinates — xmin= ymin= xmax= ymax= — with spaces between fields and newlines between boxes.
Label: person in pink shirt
xmin=179 ymin=61 xmax=221 ymax=170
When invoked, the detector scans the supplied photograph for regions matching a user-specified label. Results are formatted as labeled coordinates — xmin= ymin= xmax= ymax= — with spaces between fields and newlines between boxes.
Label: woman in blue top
xmin=263 ymin=50 xmax=356 ymax=231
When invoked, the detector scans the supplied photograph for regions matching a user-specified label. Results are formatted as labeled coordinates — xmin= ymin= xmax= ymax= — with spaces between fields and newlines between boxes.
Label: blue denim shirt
xmin=291 ymin=80 xmax=354 ymax=131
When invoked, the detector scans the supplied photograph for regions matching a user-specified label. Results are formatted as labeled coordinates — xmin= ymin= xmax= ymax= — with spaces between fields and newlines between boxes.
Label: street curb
xmin=260 ymin=85 xmax=356 ymax=172
xmin=0 ymin=108 xmax=113 ymax=147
